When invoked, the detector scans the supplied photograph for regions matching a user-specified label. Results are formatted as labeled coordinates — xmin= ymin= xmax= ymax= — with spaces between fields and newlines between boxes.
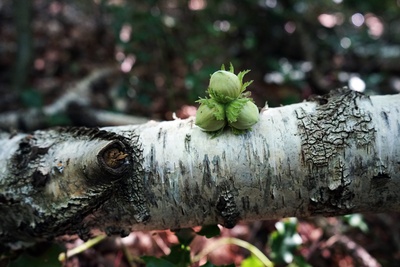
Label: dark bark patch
xmin=309 ymin=185 xmax=355 ymax=214
xmin=215 ymin=180 xmax=240 ymax=229
xmin=381 ymin=111 xmax=390 ymax=128
xmin=184 ymin=133 xmax=191 ymax=152
xmin=29 ymin=145 xmax=51 ymax=160
xmin=12 ymin=135 xmax=51 ymax=178
xmin=372 ymin=172 xmax=391 ymax=179
xmin=297 ymin=89 xmax=374 ymax=211
xmin=13 ymin=135 xmax=33 ymax=169
xmin=241 ymin=195 xmax=250 ymax=210
xmin=55 ymin=126 xmax=132 ymax=144
xmin=296 ymin=88 xmax=375 ymax=167
xmin=179 ymin=160 xmax=186 ymax=176
xmin=157 ymin=127 xmax=163 ymax=140
xmin=105 ymin=226 xmax=130 ymax=237
xmin=211 ymin=155 xmax=221 ymax=174
xmin=397 ymin=122 xmax=400 ymax=136
xmin=202 ymin=154 xmax=212 ymax=188
xmin=371 ymin=172 xmax=391 ymax=190
xmin=32 ymin=170 xmax=49 ymax=187
xmin=143 ymin=145 xmax=157 ymax=207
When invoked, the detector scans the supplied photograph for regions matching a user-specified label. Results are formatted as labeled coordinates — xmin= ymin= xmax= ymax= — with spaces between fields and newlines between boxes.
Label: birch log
xmin=1 ymin=89 xmax=399 ymax=251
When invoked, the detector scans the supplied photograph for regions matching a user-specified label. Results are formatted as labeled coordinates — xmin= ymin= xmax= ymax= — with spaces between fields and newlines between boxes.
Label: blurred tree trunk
xmin=13 ymin=0 xmax=33 ymax=92
xmin=1 ymin=89 xmax=399 ymax=252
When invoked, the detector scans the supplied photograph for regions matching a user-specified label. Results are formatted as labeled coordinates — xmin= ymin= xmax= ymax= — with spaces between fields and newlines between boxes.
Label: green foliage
xmin=161 ymin=244 xmax=191 ymax=267
xmin=10 ymin=0 xmax=398 ymax=113
xmin=201 ymin=262 xmax=235 ymax=267
xmin=47 ymin=114 xmax=72 ymax=127
xmin=288 ymin=256 xmax=313 ymax=267
xmin=111 ymin=0 xmax=397 ymax=108
xmin=269 ymin=218 xmax=303 ymax=265
xmin=142 ymin=256 xmax=177 ymax=267
xmin=174 ymin=228 xmax=197 ymax=246
xmin=21 ymin=88 xmax=43 ymax=108
xmin=342 ymin=213 xmax=369 ymax=233
xmin=196 ymin=224 xmax=221 ymax=238
xmin=8 ymin=243 xmax=64 ymax=267
xmin=241 ymin=254 xmax=265 ymax=267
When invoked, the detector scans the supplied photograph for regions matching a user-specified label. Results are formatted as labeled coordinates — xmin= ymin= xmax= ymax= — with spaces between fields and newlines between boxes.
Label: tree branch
xmin=0 ymin=68 xmax=148 ymax=131
xmin=1 ymin=89 xmax=399 ymax=252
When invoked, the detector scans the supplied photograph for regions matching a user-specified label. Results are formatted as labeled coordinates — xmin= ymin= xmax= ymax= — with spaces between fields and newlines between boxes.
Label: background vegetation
xmin=1 ymin=0 xmax=400 ymax=266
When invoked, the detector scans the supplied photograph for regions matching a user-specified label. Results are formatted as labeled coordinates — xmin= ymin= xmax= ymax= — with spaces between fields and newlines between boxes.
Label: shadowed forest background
xmin=1 ymin=0 xmax=400 ymax=266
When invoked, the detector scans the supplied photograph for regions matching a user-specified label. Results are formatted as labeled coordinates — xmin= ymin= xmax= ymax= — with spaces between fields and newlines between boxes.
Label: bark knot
xmin=103 ymin=147 xmax=129 ymax=169
xmin=1 ymin=127 xmax=150 ymax=251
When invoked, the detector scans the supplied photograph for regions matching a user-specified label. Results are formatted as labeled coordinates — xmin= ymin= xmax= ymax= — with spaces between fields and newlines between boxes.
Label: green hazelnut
xmin=208 ymin=64 xmax=253 ymax=104
xmin=208 ymin=70 xmax=241 ymax=103
xmin=195 ymin=98 xmax=226 ymax=132
xmin=226 ymin=98 xmax=259 ymax=130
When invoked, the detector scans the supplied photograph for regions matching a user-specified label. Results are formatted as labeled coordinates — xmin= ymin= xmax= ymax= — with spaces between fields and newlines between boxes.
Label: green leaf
xmin=237 ymin=70 xmax=250 ymax=86
xmin=240 ymin=80 xmax=253 ymax=94
xmin=47 ymin=113 xmax=71 ymax=126
xmin=228 ymin=62 xmax=234 ymax=73
xmin=163 ymin=244 xmax=191 ymax=267
xmin=269 ymin=218 xmax=302 ymax=264
xmin=197 ymin=225 xmax=221 ymax=238
xmin=142 ymin=256 xmax=176 ymax=267
xmin=8 ymin=243 xmax=64 ymax=267
xmin=288 ymin=255 xmax=313 ymax=267
xmin=343 ymin=214 xmax=369 ymax=233
xmin=21 ymin=88 xmax=43 ymax=108
xmin=174 ymin=228 xmax=196 ymax=245
xmin=201 ymin=262 xmax=235 ymax=267
xmin=241 ymin=254 xmax=265 ymax=267
xmin=230 ymin=127 xmax=249 ymax=135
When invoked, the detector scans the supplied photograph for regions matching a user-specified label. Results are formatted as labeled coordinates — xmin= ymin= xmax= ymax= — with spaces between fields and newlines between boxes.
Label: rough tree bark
xmin=1 ymin=89 xmax=399 ymax=252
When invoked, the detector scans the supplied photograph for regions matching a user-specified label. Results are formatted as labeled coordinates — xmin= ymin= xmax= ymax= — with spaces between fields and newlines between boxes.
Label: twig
xmin=324 ymin=234 xmax=381 ymax=267
xmin=58 ymin=235 xmax=106 ymax=263
xmin=191 ymin=237 xmax=274 ymax=267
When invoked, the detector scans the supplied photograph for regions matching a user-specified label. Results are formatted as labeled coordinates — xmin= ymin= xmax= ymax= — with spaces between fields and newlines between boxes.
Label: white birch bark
xmin=1 ymin=89 xmax=399 ymax=250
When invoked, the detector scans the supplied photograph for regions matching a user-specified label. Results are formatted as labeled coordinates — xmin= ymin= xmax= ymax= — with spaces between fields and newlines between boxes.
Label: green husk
xmin=196 ymin=64 xmax=258 ymax=136
xmin=195 ymin=98 xmax=226 ymax=132
xmin=226 ymin=98 xmax=259 ymax=130
xmin=208 ymin=70 xmax=241 ymax=103
xmin=226 ymin=98 xmax=249 ymax=123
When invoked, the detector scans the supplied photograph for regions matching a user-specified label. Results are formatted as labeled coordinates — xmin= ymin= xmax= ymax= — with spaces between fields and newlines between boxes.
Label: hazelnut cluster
xmin=195 ymin=64 xmax=259 ymax=135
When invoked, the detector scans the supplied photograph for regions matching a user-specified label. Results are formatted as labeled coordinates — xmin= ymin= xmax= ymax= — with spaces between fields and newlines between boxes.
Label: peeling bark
xmin=1 ymin=89 xmax=400 ymax=252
